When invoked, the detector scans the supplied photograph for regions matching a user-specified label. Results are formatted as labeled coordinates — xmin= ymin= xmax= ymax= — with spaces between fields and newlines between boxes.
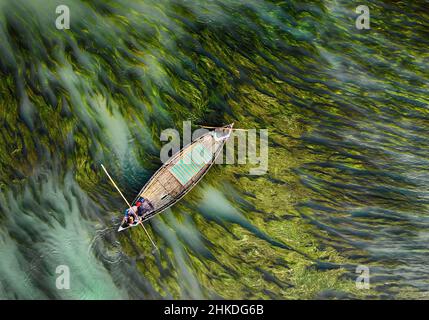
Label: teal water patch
xmin=0 ymin=166 xmax=132 ymax=299
xmin=198 ymin=186 xmax=295 ymax=252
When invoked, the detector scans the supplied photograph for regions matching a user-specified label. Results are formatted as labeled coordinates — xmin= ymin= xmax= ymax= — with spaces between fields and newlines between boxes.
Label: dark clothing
xmin=136 ymin=197 xmax=154 ymax=217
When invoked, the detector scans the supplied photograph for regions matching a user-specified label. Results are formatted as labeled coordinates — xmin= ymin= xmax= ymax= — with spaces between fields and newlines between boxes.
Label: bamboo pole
xmin=101 ymin=164 xmax=158 ymax=250
xmin=198 ymin=125 xmax=249 ymax=131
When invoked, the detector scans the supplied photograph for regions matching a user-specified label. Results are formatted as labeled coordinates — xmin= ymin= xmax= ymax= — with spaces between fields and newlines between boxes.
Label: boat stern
xmin=213 ymin=123 xmax=234 ymax=141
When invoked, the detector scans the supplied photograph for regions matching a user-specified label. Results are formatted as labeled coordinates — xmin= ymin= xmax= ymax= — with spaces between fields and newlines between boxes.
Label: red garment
xmin=136 ymin=201 xmax=142 ymax=207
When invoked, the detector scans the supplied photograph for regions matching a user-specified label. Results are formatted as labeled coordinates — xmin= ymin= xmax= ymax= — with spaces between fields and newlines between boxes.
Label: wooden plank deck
xmin=139 ymin=131 xmax=226 ymax=211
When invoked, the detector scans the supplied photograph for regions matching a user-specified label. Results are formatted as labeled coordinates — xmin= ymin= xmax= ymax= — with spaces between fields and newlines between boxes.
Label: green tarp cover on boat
xmin=169 ymin=144 xmax=212 ymax=185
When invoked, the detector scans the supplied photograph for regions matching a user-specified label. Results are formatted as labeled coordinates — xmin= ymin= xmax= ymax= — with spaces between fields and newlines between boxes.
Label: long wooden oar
xmin=198 ymin=125 xmax=249 ymax=131
xmin=101 ymin=164 xmax=158 ymax=250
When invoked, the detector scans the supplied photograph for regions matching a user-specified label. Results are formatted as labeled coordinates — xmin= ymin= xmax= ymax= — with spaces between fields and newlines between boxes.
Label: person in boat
xmin=121 ymin=206 xmax=138 ymax=227
xmin=135 ymin=197 xmax=154 ymax=217
xmin=128 ymin=215 xmax=135 ymax=226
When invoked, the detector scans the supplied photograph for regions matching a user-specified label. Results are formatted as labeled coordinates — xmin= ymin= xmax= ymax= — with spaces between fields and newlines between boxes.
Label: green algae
xmin=1 ymin=0 xmax=428 ymax=299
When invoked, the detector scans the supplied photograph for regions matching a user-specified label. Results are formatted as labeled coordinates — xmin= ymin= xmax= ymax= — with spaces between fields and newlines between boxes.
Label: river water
xmin=0 ymin=0 xmax=428 ymax=299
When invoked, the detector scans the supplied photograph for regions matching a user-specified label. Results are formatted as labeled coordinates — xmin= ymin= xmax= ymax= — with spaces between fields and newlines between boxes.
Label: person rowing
xmin=121 ymin=206 xmax=139 ymax=227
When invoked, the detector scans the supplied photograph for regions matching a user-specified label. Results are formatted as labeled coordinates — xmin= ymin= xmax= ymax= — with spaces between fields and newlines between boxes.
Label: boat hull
xmin=118 ymin=124 xmax=233 ymax=231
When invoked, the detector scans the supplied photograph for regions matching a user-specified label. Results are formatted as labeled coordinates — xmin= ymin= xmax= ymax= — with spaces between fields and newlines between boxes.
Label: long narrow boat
xmin=118 ymin=123 xmax=234 ymax=231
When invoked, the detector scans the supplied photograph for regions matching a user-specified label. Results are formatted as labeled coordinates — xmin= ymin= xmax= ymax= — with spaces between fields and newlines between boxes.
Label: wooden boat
xmin=118 ymin=123 xmax=234 ymax=231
